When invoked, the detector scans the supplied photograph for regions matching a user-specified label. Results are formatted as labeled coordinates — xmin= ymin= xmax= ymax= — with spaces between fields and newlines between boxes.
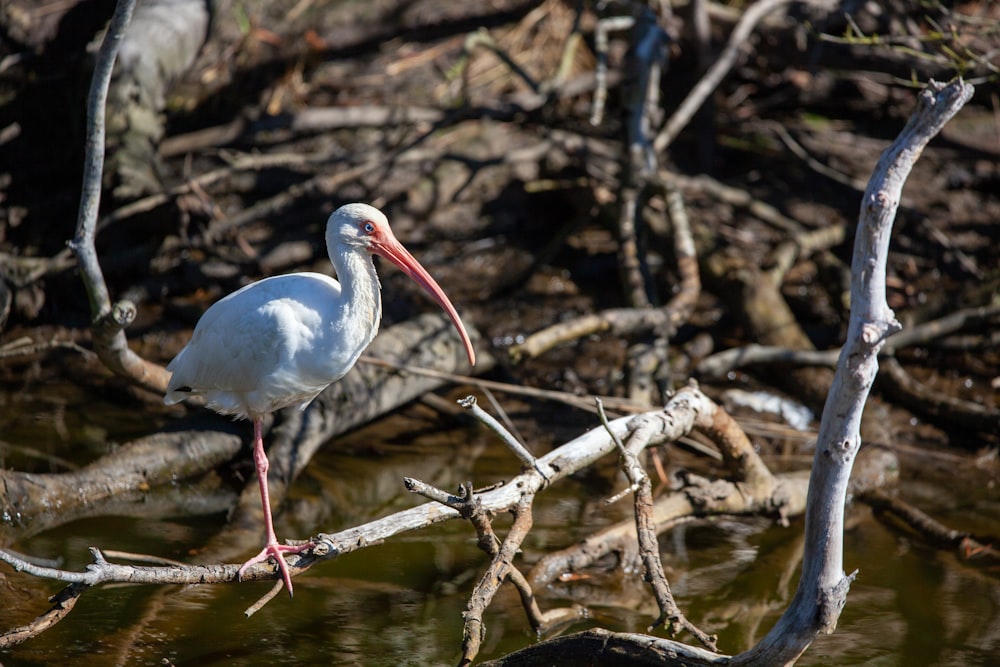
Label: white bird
xmin=164 ymin=203 xmax=476 ymax=595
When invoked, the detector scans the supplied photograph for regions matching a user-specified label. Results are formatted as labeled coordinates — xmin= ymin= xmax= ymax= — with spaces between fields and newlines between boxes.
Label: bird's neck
xmin=330 ymin=244 xmax=382 ymax=346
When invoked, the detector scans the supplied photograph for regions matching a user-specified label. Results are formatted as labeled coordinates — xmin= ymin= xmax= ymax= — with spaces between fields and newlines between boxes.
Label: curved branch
xmin=734 ymin=78 xmax=974 ymax=667
xmin=69 ymin=0 xmax=137 ymax=316
xmin=67 ymin=0 xmax=170 ymax=394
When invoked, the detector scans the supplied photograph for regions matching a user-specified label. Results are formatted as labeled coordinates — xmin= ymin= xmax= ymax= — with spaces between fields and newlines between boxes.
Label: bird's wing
xmin=165 ymin=274 xmax=342 ymax=410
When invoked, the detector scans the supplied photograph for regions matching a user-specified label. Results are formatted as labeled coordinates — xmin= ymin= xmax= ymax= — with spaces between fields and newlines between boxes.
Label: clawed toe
xmin=237 ymin=541 xmax=315 ymax=597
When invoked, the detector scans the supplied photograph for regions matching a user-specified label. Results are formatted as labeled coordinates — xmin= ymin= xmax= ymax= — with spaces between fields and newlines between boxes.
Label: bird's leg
xmin=237 ymin=417 xmax=313 ymax=597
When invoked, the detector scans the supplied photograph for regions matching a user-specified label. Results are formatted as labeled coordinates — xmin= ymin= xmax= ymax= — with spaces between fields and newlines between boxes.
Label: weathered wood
xmin=105 ymin=0 xmax=210 ymax=198
xmin=732 ymin=78 xmax=974 ymax=667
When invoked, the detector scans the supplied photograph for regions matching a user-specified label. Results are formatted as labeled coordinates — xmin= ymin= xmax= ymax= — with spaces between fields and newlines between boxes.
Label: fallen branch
xmin=879 ymin=356 xmax=999 ymax=433
xmin=696 ymin=305 xmax=1000 ymax=378
xmin=860 ymin=489 xmax=1000 ymax=564
xmin=603 ymin=401 xmax=717 ymax=649
xmin=463 ymin=486 xmax=535 ymax=666
xmin=0 ymin=383 xmax=719 ymax=647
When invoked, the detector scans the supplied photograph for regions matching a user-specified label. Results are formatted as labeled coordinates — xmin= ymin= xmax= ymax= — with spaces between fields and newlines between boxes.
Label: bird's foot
xmin=237 ymin=540 xmax=314 ymax=597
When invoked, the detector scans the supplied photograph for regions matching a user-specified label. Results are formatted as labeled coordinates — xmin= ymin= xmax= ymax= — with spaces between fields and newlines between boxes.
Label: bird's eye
xmin=362 ymin=222 xmax=375 ymax=234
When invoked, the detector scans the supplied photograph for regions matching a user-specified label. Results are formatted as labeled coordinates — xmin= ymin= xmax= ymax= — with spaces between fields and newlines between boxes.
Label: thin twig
xmin=597 ymin=398 xmax=717 ymax=648
xmin=359 ymin=355 xmax=653 ymax=415
xmin=458 ymin=488 xmax=536 ymax=667
xmin=0 ymin=337 xmax=95 ymax=360
xmin=590 ymin=15 xmax=634 ymax=125
xmin=766 ymin=120 xmax=868 ymax=191
xmin=244 ymin=582 xmax=285 ymax=617
xmin=459 ymin=395 xmax=538 ymax=469
xmin=480 ymin=386 xmax=527 ymax=450
xmin=654 ymin=0 xmax=833 ymax=152
xmin=619 ymin=410 xmax=718 ymax=650
xmin=595 ymin=397 xmax=627 ymax=454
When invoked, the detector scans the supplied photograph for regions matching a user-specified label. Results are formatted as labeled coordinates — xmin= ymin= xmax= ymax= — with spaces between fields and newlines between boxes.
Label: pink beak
xmin=371 ymin=231 xmax=476 ymax=367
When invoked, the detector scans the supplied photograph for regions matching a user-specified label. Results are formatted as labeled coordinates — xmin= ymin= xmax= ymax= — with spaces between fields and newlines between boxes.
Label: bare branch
xmin=456 ymin=486 xmax=536 ymax=666
xmin=459 ymin=395 xmax=541 ymax=471
xmin=696 ymin=345 xmax=839 ymax=380
xmin=66 ymin=0 xmax=170 ymax=394
xmin=696 ymin=303 xmax=1000 ymax=385
xmin=654 ymin=0 xmax=835 ymax=153
xmin=879 ymin=356 xmax=1000 ymax=432
xmin=696 ymin=400 xmax=780 ymax=501
xmin=734 ymin=78 xmax=974 ymax=667
xmin=605 ymin=401 xmax=717 ymax=650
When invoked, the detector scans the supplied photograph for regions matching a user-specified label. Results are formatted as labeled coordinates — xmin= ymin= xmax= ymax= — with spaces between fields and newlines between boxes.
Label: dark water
xmin=2 ymin=382 xmax=998 ymax=666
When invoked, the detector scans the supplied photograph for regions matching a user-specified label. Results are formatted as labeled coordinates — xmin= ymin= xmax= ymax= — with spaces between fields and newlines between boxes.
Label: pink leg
xmin=236 ymin=417 xmax=313 ymax=596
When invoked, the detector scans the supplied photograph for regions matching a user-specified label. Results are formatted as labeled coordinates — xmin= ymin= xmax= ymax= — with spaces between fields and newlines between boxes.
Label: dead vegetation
xmin=0 ymin=0 xmax=998 ymax=664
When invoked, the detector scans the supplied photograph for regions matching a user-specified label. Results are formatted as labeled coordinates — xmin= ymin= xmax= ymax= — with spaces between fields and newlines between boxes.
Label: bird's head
xmin=325 ymin=203 xmax=477 ymax=367
xmin=328 ymin=202 xmax=391 ymax=251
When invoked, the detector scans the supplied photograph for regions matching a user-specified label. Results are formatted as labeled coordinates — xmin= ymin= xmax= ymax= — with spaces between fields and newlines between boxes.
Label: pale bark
xmin=732 ymin=78 xmax=974 ymax=667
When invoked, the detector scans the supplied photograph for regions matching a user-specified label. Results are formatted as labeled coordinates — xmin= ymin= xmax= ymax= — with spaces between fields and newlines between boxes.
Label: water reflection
xmin=1 ymin=386 xmax=998 ymax=665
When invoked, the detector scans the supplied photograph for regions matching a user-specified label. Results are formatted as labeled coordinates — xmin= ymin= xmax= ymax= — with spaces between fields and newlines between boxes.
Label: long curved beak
xmin=372 ymin=232 xmax=477 ymax=367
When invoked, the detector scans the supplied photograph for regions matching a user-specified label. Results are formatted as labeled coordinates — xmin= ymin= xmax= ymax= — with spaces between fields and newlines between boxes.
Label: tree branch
xmin=733 ymin=78 xmax=974 ymax=667
xmin=653 ymin=0 xmax=834 ymax=153
xmin=67 ymin=0 xmax=170 ymax=394
xmin=612 ymin=408 xmax=717 ymax=649
xmin=0 ymin=384 xmax=717 ymax=647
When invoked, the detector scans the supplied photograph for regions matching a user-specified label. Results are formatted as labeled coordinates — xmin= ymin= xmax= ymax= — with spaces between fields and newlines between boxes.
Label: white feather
xmin=165 ymin=204 xmax=387 ymax=420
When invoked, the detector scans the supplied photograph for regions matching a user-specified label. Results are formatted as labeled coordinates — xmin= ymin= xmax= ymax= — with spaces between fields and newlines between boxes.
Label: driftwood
xmin=0 ymin=0 xmax=991 ymax=663
xmin=479 ymin=79 xmax=974 ymax=667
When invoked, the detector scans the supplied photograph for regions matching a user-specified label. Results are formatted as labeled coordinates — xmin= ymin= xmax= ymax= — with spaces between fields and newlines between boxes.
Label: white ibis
xmin=164 ymin=203 xmax=476 ymax=595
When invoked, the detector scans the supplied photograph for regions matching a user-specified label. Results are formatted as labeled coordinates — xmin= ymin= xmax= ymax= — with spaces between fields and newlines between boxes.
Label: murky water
xmin=1 ymin=382 xmax=998 ymax=666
